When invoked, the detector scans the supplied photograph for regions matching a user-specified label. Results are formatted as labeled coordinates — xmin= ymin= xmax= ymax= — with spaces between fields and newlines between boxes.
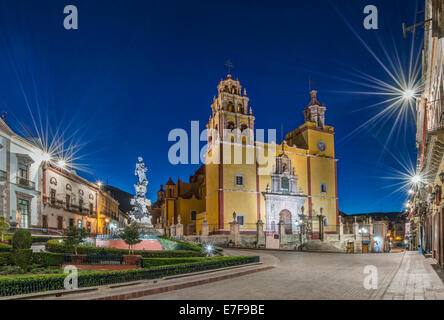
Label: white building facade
xmin=0 ymin=118 xmax=42 ymax=230
xmin=41 ymin=161 xmax=100 ymax=235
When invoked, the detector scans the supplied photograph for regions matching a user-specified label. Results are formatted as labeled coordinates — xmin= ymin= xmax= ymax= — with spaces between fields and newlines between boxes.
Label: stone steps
xmin=302 ymin=240 xmax=346 ymax=253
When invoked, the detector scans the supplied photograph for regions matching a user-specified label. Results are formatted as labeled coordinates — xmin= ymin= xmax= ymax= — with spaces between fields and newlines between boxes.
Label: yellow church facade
xmin=157 ymin=74 xmax=339 ymax=238
xmin=200 ymin=74 xmax=339 ymax=237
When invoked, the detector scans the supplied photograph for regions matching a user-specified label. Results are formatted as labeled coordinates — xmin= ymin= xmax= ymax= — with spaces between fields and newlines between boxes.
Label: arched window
xmin=227 ymin=103 xmax=233 ymax=112
xmin=238 ymin=104 xmax=244 ymax=114
xmin=240 ymin=123 xmax=248 ymax=132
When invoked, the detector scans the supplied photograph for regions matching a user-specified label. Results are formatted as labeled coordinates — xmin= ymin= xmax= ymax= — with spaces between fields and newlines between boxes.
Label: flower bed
xmin=0 ymin=256 xmax=259 ymax=297
xmin=47 ymin=240 xmax=204 ymax=257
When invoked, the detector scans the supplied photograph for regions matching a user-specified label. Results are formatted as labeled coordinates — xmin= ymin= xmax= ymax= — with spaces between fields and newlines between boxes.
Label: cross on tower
xmin=225 ymin=60 xmax=233 ymax=74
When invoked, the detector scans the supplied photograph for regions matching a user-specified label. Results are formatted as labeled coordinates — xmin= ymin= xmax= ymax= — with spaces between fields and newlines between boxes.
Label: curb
xmin=4 ymin=262 xmax=265 ymax=300
xmin=93 ymin=265 xmax=275 ymax=300
xmin=371 ymin=251 xmax=406 ymax=300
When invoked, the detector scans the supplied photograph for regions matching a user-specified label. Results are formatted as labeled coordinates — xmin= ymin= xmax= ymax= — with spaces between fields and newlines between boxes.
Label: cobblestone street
xmin=135 ymin=249 xmax=444 ymax=300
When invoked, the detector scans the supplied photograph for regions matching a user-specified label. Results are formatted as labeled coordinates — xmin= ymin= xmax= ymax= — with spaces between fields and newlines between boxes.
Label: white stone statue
xmin=135 ymin=157 xmax=148 ymax=184
xmin=129 ymin=157 xmax=153 ymax=226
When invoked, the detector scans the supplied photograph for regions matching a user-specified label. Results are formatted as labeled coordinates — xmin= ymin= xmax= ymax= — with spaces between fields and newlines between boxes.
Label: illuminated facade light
xmin=57 ymin=159 xmax=67 ymax=168
xmin=411 ymin=175 xmax=421 ymax=184
xmin=402 ymin=88 xmax=415 ymax=100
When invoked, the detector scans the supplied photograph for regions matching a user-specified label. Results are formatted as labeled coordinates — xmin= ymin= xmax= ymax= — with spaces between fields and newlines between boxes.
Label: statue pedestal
xmin=137 ymin=223 xmax=164 ymax=236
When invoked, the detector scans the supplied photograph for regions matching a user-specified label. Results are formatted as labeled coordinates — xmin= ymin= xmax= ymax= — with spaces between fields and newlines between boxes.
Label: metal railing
xmin=16 ymin=177 xmax=35 ymax=189
xmin=62 ymin=251 xmax=126 ymax=265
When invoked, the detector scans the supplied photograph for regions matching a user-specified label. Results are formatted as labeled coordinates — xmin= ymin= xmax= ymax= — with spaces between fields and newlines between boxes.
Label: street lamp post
xmin=298 ymin=206 xmax=307 ymax=251
xmin=317 ymin=208 xmax=325 ymax=241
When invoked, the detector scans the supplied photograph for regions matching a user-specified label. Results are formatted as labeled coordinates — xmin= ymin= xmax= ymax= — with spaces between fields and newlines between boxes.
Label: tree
xmin=63 ymin=226 xmax=89 ymax=255
xmin=0 ymin=217 xmax=10 ymax=242
xmin=11 ymin=229 xmax=32 ymax=271
xmin=120 ymin=223 xmax=141 ymax=255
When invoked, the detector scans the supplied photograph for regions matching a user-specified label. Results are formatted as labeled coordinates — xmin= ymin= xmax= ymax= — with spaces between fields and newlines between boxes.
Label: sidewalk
xmin=382 ymin=251 xmax=444 ymax=300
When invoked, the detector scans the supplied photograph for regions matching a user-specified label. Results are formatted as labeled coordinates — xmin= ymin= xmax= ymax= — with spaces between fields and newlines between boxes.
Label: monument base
xmin=138 ymin=224 xmax=165 ymax=236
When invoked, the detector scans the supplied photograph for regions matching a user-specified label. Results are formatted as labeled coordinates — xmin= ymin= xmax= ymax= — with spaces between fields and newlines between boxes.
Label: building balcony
xmin=0 ymin=170 xmax=7 ymax=181
xmin=16 ymin=177 xmax=36 ymax=189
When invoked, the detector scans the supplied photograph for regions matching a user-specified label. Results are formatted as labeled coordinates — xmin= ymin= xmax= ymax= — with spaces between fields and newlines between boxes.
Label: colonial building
xmin=101 ymin=184 xmax=132 ymax=230
xmin=157 ymin=74 xmax=339 ymax=239
xmin=153 ymin=166 xmax=206 ymax=235
xmin=41 ymin=161 xmax=99 ymax=235
xmin=0 ymin=118 xmax=42 ymax=231
xmin=341 ymin=212 xmax=407 ymax=253
xmin=0 ymin=116 xmax=128 ymax=236
xmin=409 ymin=0 xmax=444 ymax=268
xmin=97 ymin=189 xmax=126 ymax=235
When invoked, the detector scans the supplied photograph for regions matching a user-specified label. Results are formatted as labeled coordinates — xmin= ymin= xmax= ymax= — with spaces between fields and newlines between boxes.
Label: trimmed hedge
xmin=5 ymin=235 xmax=61 ymax=245
xmin=142 ymin=256 xmax=241 ymax=268
xmin=0 ymin=256 xmax=259 ymax=296
xmin=47 ymin=240 xmax=204 ymax=258
xmin=0 ymin=243 xmax=11 ymax=252
xmin=32 ymin=252 xmax=63 ymax=266
xmin=0 ymin=252 xmax=12 ymax=265
xmin=0 ymin=252 xmax=63 ymax=267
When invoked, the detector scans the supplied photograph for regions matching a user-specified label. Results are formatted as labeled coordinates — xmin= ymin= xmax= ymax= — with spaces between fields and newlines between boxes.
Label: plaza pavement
xmin=382 ymin=251 xmax=444 ymax=300
xmin=135 ymin=249 xmax=444 ymax=300
xmin=15 ymin=248 xmax=444 ymax=300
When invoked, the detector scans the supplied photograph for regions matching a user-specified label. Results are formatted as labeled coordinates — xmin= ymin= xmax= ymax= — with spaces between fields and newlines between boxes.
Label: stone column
xmin=201 ymin=219 xmax=209 ymax=237
xmin=175 ymin=215 xmax=183 ymax=237
xmin=176 ymin=223 xmax=183 ymax=237
xmin=278 ymin=220 xmax=286 ymax=237
xmin=353 ymin=217 xmax=359 ymax=239
xmin=339 ymin=217 xmax=344 ymax=240
xmin=256 ymin=220 xmax=265 ymax=247
xmin=229 ymin=215 xmax=241 ymax=246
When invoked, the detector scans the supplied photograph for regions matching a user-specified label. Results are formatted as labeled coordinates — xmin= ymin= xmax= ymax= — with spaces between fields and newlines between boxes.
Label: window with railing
xmin=66 ymin=195 xmax=71 ymax=209
xmin=0 ymin=170 xmax=7 ymax=180
xmin=50 ymin=189 xmax=56 ymax=205
xmin=16 ymin=176 xmax=35 ymax=189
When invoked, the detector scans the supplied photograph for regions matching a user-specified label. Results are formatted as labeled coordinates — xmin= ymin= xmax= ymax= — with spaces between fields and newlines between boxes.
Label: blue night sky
xmin=0 ymin=0 xmax=422 ymax=214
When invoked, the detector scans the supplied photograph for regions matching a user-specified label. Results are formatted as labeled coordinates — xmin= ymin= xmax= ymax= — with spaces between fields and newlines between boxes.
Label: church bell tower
xmin=206 ymin=74 xmax=255 ymax=148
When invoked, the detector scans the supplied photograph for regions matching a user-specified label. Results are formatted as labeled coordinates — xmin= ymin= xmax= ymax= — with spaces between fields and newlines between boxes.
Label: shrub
xmin=12 ymin=229 xmax=32 ymax=249
xmin=47 ymin=239 xmax=204 ymax=257
xmin=142 ymin=256 xmax=240 ymax=268
xmin=0 ymin=252 xmax=11 ymax=265
xmin=63 ymin=226 xmax=89 ymax=255
xmin=0 ymin=217 xmax=10 ymax=242
xmin=0 ymin=256 xmax=259 ymax=296
xmin=32 ymin=252 xmax=63 ymax=266
xmin=11 ymin=249 xmax=33 ymax=271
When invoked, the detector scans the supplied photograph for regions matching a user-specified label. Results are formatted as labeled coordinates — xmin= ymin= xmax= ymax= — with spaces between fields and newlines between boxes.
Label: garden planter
xmin=70 ymin=254 xmax=87 ymax=264
xmin=123 ymin=255 xmax=141 ymax=265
